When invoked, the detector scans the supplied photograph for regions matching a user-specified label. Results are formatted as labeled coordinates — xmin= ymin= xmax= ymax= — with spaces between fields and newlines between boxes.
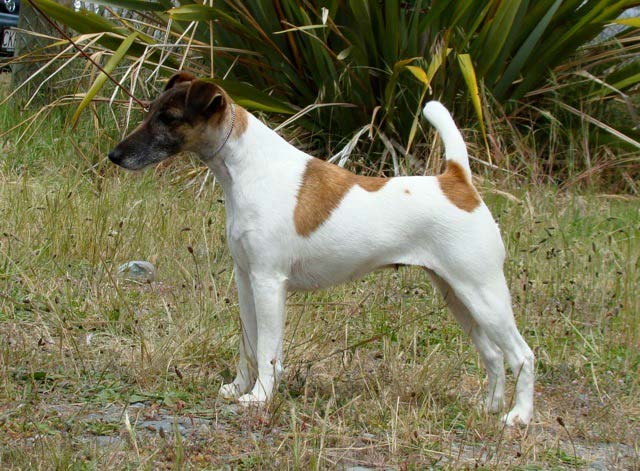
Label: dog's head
xmin=108 ymin=72 xmax=232 ymax=170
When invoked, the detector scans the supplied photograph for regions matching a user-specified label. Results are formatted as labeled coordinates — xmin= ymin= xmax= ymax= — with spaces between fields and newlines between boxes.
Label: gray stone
xmin=140 ymin=419 xmax=185 ymax=435
xmin=92 ymin=435 xmax=123 ymax=447
xmin=117 ymin=261 xmax=156 ymax=282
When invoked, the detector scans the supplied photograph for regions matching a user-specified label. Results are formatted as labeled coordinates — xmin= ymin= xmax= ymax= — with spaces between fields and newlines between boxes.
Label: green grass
xmin=0 ymin=93 xmax=638 ymax=469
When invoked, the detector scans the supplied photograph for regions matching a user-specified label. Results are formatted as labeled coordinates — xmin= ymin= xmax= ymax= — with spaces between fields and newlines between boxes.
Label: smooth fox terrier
xmin=108 ymin=72 xmax=534 ymax=425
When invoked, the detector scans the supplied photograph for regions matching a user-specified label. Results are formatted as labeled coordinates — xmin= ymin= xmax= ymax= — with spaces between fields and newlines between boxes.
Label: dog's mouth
xmin=108 ymin=125 xmax=185 ymax=170
xmin=107 ymin=145 xmax=173 ymax=170
xmin=107 ymin=148 xmax=145 ymax=170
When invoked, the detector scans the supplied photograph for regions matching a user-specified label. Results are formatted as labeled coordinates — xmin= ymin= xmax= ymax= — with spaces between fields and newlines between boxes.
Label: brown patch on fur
xmin=404 ymin=189 xmax=411 ymax=195
xmin=295 ymin=158 xmax=388 ymax=237
xmin=437 ymin=162 xmax=481 ymax=212
xmin=232 ymin=105 xmax=249 ymax=138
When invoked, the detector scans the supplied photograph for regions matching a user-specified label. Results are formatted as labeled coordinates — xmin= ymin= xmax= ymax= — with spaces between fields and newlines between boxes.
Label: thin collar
xmin=211 ymin=103 xmax=235 ymax=157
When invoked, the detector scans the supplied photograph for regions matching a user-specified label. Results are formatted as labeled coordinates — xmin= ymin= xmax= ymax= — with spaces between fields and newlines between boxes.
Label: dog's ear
xmin=165 ymin=71 xmax=196 ymax=91
xmin=185 ymin=80 xmax=226 ymax=119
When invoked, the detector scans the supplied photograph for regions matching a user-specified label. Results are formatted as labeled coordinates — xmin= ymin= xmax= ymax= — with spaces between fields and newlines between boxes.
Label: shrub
xmin=5 ymin=0 xmax=640 ymax=184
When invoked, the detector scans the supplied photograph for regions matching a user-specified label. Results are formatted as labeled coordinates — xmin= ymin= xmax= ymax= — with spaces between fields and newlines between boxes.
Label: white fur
xmin=207 ymin=103 xmax=534 ymax=425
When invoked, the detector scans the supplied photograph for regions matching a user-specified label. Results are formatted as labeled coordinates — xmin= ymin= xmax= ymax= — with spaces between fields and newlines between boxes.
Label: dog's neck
xmin=199 ymin=108 xmax=297 ymax=195
xmin=197 ymin=106 xmax=238 ymax=191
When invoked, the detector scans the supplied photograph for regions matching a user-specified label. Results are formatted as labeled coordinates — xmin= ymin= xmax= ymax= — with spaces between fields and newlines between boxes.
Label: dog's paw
xmin=501 ymin=407 xmax=532 ymax=426
xmin=237 ymin=391 xmax=268 ymax=407
xmin=219 ymin=383 xmax=243 ymax=400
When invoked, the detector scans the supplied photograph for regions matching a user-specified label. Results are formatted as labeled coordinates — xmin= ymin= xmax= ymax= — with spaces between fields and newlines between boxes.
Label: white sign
xmin=2 ymin=29 xmax=16 ymax=52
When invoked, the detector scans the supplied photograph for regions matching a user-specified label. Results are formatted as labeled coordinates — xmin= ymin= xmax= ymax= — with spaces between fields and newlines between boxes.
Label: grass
xmin=1 ymin=83 xmax=639 ymax=469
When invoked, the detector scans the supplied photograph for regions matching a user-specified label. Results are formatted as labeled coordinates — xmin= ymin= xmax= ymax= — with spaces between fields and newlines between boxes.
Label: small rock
xmin=93 ymin=435 xmax=122 ymax=447
xmin=140 ymin=419 xmax=185 ymax=436
xmin=118 ymin=261 xmax=156 ymax=282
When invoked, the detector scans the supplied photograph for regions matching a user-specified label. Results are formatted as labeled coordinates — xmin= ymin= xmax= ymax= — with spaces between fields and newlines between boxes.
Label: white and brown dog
xmin=108 ymin=72 xmax=534 ymax=425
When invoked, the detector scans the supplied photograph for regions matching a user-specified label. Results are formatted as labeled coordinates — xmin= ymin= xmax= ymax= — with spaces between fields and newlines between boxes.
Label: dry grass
xmin=0 ymin=96 xmax=638 ymax=469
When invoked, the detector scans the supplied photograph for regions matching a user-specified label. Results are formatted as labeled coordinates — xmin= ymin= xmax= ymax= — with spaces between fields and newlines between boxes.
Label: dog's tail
xmin=422 ymin=101 xmax=471 ymax=176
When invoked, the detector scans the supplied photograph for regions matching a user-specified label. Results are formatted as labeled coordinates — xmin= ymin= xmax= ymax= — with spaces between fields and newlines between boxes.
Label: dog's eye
xmin=158 ymin=112 xmax=180 ymax=125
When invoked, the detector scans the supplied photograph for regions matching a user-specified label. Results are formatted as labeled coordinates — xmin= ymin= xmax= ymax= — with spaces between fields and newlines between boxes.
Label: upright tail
xmin=422 ymin=101 xmax=471 ymax=176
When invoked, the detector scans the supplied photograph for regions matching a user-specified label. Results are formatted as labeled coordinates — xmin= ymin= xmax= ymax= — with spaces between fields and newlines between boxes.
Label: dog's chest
xmin=223 ymin=198 xmax=266 ymax=271
xmin=222 ymin=163 xmax=307 ymax=272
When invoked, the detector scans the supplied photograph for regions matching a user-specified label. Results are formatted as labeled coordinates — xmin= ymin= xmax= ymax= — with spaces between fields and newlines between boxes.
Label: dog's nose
xmin=108 ymin=148 xmax=122 ymax=164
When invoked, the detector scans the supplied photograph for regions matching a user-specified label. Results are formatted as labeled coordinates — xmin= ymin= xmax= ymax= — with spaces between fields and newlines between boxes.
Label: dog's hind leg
xmin=450 ymin=273 xmax=535 ymax=425
xmin=219 ymin=267 xmax=258 ymax=399
xmin=426 ymin=270 xmax=506 ymax=413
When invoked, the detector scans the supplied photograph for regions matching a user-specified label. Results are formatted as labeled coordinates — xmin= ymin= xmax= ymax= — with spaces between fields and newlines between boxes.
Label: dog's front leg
xmin=219 ymin=267 xmax=257 ymax=399
xmin=237 ymin=273 xmax=286 ymax=405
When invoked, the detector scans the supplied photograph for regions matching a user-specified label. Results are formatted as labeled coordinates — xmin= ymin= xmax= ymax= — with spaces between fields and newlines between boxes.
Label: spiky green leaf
xmin=457 ymin=53 xmax=485 ymax=139
xmin=203 ymin=78 xmax=295 ymax=114
xmin=71 ymin=32 xmax=138 ymax=126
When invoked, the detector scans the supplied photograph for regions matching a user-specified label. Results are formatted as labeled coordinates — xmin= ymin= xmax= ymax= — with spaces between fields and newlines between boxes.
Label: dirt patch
xmin=26 ymin=401 xmax=636 ymax=469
